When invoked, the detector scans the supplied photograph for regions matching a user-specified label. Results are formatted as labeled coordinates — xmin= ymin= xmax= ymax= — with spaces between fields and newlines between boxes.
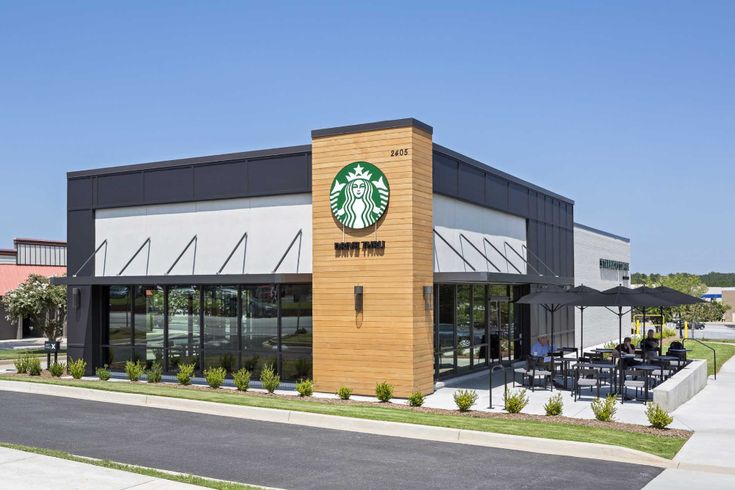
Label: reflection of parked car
xmin=692 ymin=322 xmax=705 ymax=330
xmin=248 ymin=299 xmax=277 ymax=317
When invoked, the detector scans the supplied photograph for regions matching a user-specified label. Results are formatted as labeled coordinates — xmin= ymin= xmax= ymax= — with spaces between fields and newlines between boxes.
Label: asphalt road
xmin=690 ymin=323 xmax=735 ymax=341
xmin=0 ymin=392 xmax=661 ymax=490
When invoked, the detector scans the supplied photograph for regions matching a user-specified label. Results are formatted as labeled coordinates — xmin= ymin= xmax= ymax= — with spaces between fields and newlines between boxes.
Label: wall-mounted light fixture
xmin=354 ymin=285 xmax=363 ymax=312
xmin=72 ymin=288 xmax=81 ymax=310
xmin=423 ymin=285 xmax=433 ymax=311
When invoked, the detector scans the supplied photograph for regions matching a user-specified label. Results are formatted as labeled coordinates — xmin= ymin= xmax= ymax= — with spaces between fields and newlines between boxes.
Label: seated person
xmin=640 ymin=329 xmax=659 ymax=352
xmin=531 ymin=335 xmax=552 ymax=363
xmin=613 ymin=337 xmax=639 ymax=367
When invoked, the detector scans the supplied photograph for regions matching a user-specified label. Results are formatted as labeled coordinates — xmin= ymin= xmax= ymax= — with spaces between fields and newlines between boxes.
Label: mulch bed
xmin=3 ymin=372 xmax=691 ymax=439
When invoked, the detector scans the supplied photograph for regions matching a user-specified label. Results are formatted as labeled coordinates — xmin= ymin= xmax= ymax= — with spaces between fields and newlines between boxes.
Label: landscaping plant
xmin=124 ymin=360 xmax=145 ymax=382
xmin=176 ymin=362 xmax=195 ymax=386
xmin=68 ymin=358 xmax=87 ymax=379
xmin=296 ymin=378 xmax=314 ymax=397
xmin=408 ymin=391 xmax=425 ymax=407
xmin=146 ymin=362 xmax=163 ymax=383
xmin=543 ymin=393 xmax=564 ymax=416
xmin=336 ymin=386 xmax=352 ymax=400
xmin=49 ymin=362 xmax=65 ymax=377
xmin=453 ymin=389 xmax=478 ymax=412
xmin=14 ymin=355 xmax=30 ymax=374
xmin=260 ymin=363 xmax=280 ymax=393
xmin=95 ymin=365 xmax=111 ymax=381
xmin=204 ymin=366 xmax=227 ymax=389
xmin=591 ymin=394 xmax=618 ymax=422
xmin=503 ymin=388 xmax=529 ymax=414
xmin=28 ymin=357 xmax=42 ymax=376
xmin=646 ymin=402 xmax=674 ymax=429
xmin=233 ymin=368 xmax=251 ymax=391
xmin=375 ymin=381 xmax=393 ymax=402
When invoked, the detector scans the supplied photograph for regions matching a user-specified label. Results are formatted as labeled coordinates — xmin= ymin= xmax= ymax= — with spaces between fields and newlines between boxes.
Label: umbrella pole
xmin=659 ymin=306 xmax=664 ymax=356
xmin=642 ymin=307 xmax=647 ymax=340
xmin=580 ymin=306 xmax=584 ymax=354
xmin=619 ymin=306 xmax=623 ymax=347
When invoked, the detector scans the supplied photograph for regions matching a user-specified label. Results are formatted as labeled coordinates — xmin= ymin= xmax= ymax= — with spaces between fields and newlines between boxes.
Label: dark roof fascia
xmin=432 ymin=143 xmax=575 ymax=205
xmin=312 ymin=118 xmax=433 ymax=138
xmin=14 ymin=238 xmax=67 ymax=246
xmin=67 ymin=144 xmax=313 ymax=179
xmin=434 ymin=271 xmax=573 ymax=286
xmin=574 ymin=222 xmax=630 ymax=243
xmin=52 ymin=273 xmax=312 ymax=286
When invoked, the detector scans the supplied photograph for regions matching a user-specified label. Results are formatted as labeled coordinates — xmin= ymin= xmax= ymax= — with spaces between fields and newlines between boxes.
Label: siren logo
xmin=330 ymin=161 xmax=389 ymax=229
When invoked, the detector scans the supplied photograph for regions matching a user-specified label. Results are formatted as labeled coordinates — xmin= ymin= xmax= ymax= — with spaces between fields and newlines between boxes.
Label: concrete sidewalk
xmin=645 ymin=356 xmax=735 ymax=488
xmin=0 ymin=446 xmax=203 ymax=489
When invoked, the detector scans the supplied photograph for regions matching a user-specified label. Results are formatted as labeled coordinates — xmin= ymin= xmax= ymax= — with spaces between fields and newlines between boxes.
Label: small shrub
xmin=408 ymin=391 xmax=425 ymax=407
xmin=260 ymin=363 xmax=280 ymax=393
xmin=662 ymin=326 xmax=678 ymax=338
xmin=504 ymin=388 xmax=529 ymax=414
xmin=544 ymin=393 xmax=564 ymax=416
xmin=454 ymin=389 xmax=479 ymax=412
xmin=219 ymin=352 xmax=236 ymax=373
xmin=296 ymin=378 xmax=314 ymax=397
xmin=337 ymin=386 xmax=352 ymax=400
xmin=375 ymin=381 xmax=394 ymax=402
xmin=124 ymin=360 xmax=145 ymax=382
xmin=96 ymin=365 xmax=111 ymax=381
xmin=204 ymin=366 xmax=227 ymax=389
xmin=591 ymin=394 xmax=618 ymax=422
xmin=68 ymin=358 xmax=87 ymax=379
xmin=14 ymin=355 xmax=30 ymax=374
xmin=28 ymin=357 xmax=42 ymax=376
xmin=146 ymin=362 xmax=163 ymax=383
xmin=176 ymin=362 xmax=195 ymax=386
xmin=233 ymin=368 xmax=251 ymax=391
xmin=646 ymin=403 xmax=674 ymax=429
xmin=49 ymin=362 xmax=66 ymax=377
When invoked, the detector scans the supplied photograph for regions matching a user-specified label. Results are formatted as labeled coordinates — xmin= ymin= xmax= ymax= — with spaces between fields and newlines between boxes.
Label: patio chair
xmin=573 ymin=366 xmax=599 ymax=401
xmin=621 ymin=369 xmax=647 ymax=403
xmin=515 ymin=356 xmax=552 ymax=391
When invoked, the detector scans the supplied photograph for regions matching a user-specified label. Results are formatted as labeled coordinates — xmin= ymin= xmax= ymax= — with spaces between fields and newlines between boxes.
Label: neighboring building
xmin=702 ymin=287 xmax=722 ymax=302
xmin=0 ymin=238 xmax=67 ymax=340
xmin=573 ymin=224 xmax=631 ymax=349
xmin=721 ymin=288 xmax=735 ymax=323
xmin=56 ymin=118 xmax=626 ymax=396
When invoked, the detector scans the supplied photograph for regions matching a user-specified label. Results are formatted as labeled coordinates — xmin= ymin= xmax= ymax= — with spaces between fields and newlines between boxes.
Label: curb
xmin=0 ymin=379 xmax=675 ymax=469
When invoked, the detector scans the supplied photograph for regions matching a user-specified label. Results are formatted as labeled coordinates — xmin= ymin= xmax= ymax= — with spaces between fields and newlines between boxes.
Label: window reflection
xmin=203 ymin=286 xmax=238 ymax=371
xmin=167 ymin=286 xmax=200 ymax=369
xmin=241 ymin=285 xmax=278 ymax=377
xmin=280 ymin=285 xmax=313 ymax=380
xmin=134 ymin=286 xmax=164 ymax=366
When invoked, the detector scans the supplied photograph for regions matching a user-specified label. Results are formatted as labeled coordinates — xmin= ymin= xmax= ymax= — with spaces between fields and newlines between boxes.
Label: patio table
xmin=551 ymin=350 xmax=577 ymax=389
xmin=588 ymin=362 xmax=617 ymax=393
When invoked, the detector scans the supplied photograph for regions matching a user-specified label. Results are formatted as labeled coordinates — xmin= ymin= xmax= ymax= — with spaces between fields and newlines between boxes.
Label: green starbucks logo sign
xmin=330 ymin=161 xmax=389 ymax=229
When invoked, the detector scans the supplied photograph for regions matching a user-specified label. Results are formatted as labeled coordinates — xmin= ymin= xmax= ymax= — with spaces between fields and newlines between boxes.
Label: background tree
xmin=633 ymin=272 xmax=729 ymax=323
xmin=2 ymin=274 xmax=66 ymax=341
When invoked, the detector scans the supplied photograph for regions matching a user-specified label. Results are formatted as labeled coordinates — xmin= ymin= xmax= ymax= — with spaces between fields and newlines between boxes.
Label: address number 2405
xmin=390 ymin=148 xmax=409 ymax=157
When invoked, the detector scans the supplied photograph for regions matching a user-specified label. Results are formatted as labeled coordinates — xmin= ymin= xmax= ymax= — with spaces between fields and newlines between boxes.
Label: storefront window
xmin=201 ymin=285 xmax=238 ymax=371
xmin=241 ymin=285 xmax=278 ymax=376
xmin=456 ymin=285 xmax=471 ymax=372
xmin=134 ymin=286 xmax=164 ymax=366
xmin=437 ymin=284 xmax=455 ymax=375
xmin=471 ymin=285 xmax=487 ymax=367
xmin=280 ymin=284 xmax=313 ymax=380
xmin=102 ymin=286 xmax=132 ymax=369
xmin=167 ymin=286 xmax=200 ymax=369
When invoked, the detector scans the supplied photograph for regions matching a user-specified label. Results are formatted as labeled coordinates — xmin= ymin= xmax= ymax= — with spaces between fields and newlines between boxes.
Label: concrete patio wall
xmin=653 ymin=360 xmax=708 ymax=412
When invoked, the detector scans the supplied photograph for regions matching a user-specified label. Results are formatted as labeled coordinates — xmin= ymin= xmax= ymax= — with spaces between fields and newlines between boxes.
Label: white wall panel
xmin=574 ymin=225 xmax=631 ymax=348
xmin=433 ymin=194 xmax=527 ymax=273
xmin=95 ymin=194 xmax=312 ymax=276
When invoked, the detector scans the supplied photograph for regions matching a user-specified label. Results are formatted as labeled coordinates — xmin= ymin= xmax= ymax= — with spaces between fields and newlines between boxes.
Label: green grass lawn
xmin=0 ymin=442 xmax=262 ymax=490
xmin=0 ymin=375 xmax=688 ymax=459
xmin=663 ymin=338 xmax=735 ymax=376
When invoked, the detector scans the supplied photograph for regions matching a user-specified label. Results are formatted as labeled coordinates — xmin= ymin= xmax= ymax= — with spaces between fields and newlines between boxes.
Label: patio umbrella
xmin=515 ymin=289 xmax=577 ymax=351
xmin=568 ymin=285 xmax=601 ymax=353
xmin=574 ymin=286 xmax=676 ymax=347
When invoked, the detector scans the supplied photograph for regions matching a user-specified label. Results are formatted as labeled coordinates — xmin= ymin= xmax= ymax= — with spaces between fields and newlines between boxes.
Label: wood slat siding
xmin=312 ymin=126 xmax=434 ymax=397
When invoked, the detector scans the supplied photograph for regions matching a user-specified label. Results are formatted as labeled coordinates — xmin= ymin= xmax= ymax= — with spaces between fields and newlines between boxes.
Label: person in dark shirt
xmin=641 ymin=329 xmax=660 ymax=358
xmin=614 ymin=337 xmax=636 ymax=356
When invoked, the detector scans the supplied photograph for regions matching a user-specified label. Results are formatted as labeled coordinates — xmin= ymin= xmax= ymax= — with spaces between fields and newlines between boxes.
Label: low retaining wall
xmin=653 ymin=359 xmax=708 ymax=412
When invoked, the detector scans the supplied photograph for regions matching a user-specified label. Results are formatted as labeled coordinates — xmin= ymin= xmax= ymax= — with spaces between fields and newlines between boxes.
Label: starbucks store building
xmin=59 ymin=118 xmax=595 ymax=396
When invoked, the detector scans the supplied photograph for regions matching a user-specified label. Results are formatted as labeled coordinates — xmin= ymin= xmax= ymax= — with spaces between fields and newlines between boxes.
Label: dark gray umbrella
xmin=568 ymin=285 xmax=601 ymax=353
xmin=515 ymin=290 xmax=578 ymax=351
xmin=648 ymin=286 xmax=704 ymax=353
xmin=574 ymin=286 xmax=676 ymax=346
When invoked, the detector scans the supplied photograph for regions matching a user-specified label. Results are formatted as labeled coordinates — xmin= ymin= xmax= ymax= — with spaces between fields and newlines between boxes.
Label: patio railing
xmin=683 ymin=338 xmax=717 ymax=380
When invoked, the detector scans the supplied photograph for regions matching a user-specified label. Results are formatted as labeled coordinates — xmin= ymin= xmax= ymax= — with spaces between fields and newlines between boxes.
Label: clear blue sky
xmin=0 ymin=1 xmax=732 ymax=274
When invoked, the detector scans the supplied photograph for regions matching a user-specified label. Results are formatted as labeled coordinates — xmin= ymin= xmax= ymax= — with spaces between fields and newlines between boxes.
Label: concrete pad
xmin=645 ymin=468 xmax=735 ymax=489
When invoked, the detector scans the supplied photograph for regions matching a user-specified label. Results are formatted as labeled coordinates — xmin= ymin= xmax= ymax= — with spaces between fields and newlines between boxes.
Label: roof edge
xmin=312 ymin=118 xmax=433 ymax=138
xmin=67 ymin=144 xmax=313 ymax=179
xmin=574 ymin=222 xmax=630 ymax=243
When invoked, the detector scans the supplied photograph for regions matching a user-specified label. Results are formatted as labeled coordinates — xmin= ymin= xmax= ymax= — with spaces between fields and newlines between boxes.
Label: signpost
xmin=44 ymin=340 xmax=60 ymax=369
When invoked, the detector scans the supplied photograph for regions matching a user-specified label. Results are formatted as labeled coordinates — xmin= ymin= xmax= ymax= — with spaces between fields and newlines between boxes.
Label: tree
xmin=2 ymin=274 xmax=66 ymax=341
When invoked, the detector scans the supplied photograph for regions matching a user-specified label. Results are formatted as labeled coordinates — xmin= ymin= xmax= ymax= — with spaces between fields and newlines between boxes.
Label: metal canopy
xmin=52 ymin=273 xmax=312 ymax=286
